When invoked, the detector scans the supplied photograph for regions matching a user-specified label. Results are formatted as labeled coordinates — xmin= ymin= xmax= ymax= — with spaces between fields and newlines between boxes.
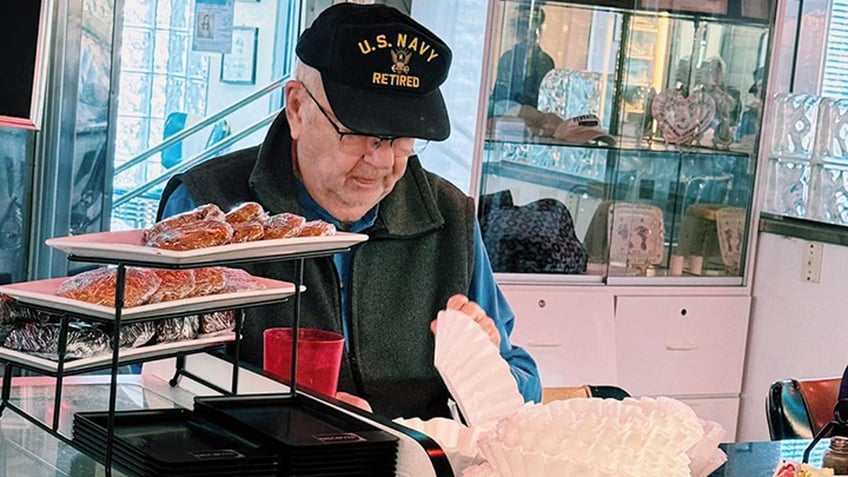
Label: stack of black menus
xmin=193 ymin=394 xmax=398 ymax=476
xmin=72 ymin=408 xmax=279 ymax=476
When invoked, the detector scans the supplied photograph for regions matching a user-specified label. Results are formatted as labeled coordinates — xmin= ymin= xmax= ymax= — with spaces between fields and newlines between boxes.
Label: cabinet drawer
xmin=615 ymin=296 xmax=750 ymax=396
xmin=501 ymin=287 xmax=616 ymax=387
xmin=677 ymin=397 xmax=740 ymax=442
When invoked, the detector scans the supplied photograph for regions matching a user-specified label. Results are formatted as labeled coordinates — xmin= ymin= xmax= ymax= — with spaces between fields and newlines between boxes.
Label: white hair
xmin=293 ymin=60 xmax=324 ymax=98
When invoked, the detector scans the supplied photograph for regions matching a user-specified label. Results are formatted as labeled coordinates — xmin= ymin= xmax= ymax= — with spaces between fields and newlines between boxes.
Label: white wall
xmin=411 ymin=0 xmax=489 ymax=193
xmin=737 ymin=232 xmax=848 ymax=441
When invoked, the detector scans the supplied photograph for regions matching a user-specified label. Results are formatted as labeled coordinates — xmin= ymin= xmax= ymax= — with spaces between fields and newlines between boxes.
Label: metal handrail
xmin=114 ymin=75 xmax=290 ymax=175
xmin=112 ymin=109 xmax=281 ymax=208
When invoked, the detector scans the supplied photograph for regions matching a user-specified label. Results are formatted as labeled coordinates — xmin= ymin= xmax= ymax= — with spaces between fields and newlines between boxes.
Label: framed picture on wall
xmin=221 ymin=27 xmax=258 ymax=85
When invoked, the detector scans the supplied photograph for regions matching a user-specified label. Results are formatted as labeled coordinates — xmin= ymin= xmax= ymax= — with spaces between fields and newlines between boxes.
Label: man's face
xmin=286 ymin=81 xmax=410 ymax=223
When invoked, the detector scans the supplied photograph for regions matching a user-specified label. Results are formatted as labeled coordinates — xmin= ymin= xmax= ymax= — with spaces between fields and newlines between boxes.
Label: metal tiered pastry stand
xmin=0 ymin=238 xmax=361 ymax=476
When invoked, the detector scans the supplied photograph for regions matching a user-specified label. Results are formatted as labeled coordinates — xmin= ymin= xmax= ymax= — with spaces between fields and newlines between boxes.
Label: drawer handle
xmin=526 ymin=341 xmax=561 ymax=348
xmin=666 ymin=343 xmax=698 ymax=351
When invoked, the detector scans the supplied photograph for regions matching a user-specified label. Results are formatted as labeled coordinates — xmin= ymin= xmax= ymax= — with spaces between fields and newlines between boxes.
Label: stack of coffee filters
xmin=392 ymin=417 xmax=486 ymax=475
xmin=409 ymin=308 xmax=726 ymax=475
xmin=461 ymin=396 xmax=726 ymax=477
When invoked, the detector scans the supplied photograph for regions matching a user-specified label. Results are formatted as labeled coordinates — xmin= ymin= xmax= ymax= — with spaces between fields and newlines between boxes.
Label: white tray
xmin=0 ymin=333 xmax=235 ymax=373
xmin=0 ymin=277 xmax=299 ymax=321
xmin=45 ymin=229 xmax=368 ymax=265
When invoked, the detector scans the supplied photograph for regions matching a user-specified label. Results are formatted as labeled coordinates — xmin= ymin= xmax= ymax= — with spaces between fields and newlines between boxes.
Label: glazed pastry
xmin=146 ymin=269 xmax=196 ymax=303
xmin=188 ymin=267 xmax=227 ymax=297
xmin=225 ymin=201 xmax=267 ymax=225
xmin=231 ymin=220 xmax=265 ymax=243
xmin=142 ymin=204 xmax=225 ymax=242
xmin=298 ymin=220 xmax=337 ymax=237
xmin=263 ymin=212 xmax=306 ymax=239
xmin=145 ymin=220 xmax=234 ymax=251
xmin=219 ymin=267 xmax=267 ymax=293
xmin=56 ymin=267 xmax=161 ymax=308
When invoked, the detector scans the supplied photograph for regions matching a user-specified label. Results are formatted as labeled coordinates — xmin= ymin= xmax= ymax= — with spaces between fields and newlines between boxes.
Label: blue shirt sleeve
xmin=468 ymin=220 xmax=542 ymax=403
xmin=160 ymin=183 xmax=197 ymax=218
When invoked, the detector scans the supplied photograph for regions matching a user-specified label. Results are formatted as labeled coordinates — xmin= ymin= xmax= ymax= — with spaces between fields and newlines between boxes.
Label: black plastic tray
xmin=193 ymin=394 xmax=397 ymax=474
xmin=72 ymin=408 xmax=278 ymax=469
xmin=72 ymin=431 xmax=277 ymax=477
xmin=193 ymin=394 xmax=398 ymax=450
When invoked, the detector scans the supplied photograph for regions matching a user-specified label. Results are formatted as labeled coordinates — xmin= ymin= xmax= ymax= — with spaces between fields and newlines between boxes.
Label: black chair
xmin=766 ymin=377 xmax=841 ymax=440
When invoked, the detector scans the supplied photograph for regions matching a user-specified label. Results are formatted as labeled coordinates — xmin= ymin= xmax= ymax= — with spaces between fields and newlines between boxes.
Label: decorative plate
xmin=715 ymin=207 xmax=746 ymax=274
xmin=652 ymin=89 xmax=716 ymax=145
xmin=607 ymin=202 xmax=665 ymax=270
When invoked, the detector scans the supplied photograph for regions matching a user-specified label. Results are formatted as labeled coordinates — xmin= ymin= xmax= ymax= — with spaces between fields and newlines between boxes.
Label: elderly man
xmin=157 ymin=3 xmax=540 ymax=419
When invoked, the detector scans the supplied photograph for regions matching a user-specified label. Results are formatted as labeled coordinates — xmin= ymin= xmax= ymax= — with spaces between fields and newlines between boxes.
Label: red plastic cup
xmin=263 ymin=327 xmax=345 ymax=396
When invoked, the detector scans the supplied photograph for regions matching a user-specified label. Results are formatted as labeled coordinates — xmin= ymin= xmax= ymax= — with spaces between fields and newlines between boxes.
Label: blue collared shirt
xmin=162 ymin=182 xmax=541 ymax=402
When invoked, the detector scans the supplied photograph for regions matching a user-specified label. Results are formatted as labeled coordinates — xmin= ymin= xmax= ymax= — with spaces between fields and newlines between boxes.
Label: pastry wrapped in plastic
xmin=3 ymin=321 xmax=110 ymax=360
xmin=298 ymin=220 xmax=337 ymax=237
xmin=231 ymin=221 xmax=265 ymax=243
xmin=147 ymin=269 xmax=196 ymax=303
xmin=56 ymin=267 xmax=161 ymax=308
xmin=263 ymin=212 xmax=306 ymax=239
xmin=1 ymin=294 xmax=46 ymax=325
xmin=105 ymin=321 xmax=157 ymax=348
xmin=198 ymin=311 xmax=236 ymax=335
xmin=145 ymin=219 xmax=234 ymax=251
xmin=225 ymin=201 xmax=267 ymax=225
xmin=141 ymin=204 xmax=226 ymax=242
xmin=154 ymin=316 xmax=200 ymax=343
xmin=188 ymin=267 xmax=227 ymax=297
xmin=219 ymin=267 xmax=267 ymax=293
xmin=142 ymin=203 xmax=225 ymax=242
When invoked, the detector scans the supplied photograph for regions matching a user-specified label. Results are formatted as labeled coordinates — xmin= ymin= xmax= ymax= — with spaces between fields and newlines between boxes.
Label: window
xmin=113 ymin=0 xmax=210 ymax=228
xmin=822 ymin=0 xmax=848 ymax=98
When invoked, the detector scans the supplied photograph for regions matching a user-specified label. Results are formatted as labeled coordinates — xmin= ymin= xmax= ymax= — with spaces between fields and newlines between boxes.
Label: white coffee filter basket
xmin=434 ymin=309 xmax=525 ymax=428
xmin=394 ymin=417 xmax=486 ymax=475
xmin=463 ymin=396 xmax=724 ymax=477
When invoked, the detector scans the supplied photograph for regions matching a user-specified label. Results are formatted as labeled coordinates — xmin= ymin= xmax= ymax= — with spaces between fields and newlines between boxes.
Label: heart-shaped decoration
xmin=652 ymin=89 xmax=716 ymax=144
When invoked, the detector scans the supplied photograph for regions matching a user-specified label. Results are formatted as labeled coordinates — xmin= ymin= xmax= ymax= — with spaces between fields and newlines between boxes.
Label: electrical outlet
xmin=802 ymin=242 xmax=823 ymax=283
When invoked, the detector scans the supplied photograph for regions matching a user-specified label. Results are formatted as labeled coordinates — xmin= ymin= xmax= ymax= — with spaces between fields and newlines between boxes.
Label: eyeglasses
xmin=301 ymin=85 xmax=428 ymax=157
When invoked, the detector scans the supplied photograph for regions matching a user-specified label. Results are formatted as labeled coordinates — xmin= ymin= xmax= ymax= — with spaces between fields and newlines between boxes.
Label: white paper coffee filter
xmin=473 ymin=397 xmax=708 ymax=477
xmin=688 ymin=419 xmax=728 ymax=477
xmin=434 ymin=309 xmax=524 ymax=427
xmin=393 ymin=416 xmax=486 ymax=475
xmin=461 ymin=462 xmax=499 ymax=477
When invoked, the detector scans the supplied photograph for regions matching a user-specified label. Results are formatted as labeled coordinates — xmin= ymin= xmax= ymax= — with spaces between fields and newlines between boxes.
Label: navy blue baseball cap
xmin=296 ymin=3 xmax=452 ymax=141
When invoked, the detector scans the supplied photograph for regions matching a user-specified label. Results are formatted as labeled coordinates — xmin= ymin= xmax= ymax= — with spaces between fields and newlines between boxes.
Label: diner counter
xmin=0 ymin=354 xmax=452 ymax=477
xmin=0 ymin=355 xmax=834 ymax=476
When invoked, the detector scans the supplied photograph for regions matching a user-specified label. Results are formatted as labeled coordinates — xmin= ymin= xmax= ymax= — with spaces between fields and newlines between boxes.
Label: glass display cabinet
xmin=478 ymin=0 xmax=772 ymax=284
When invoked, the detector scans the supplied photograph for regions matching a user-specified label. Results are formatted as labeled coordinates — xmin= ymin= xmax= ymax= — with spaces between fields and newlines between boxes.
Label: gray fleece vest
xmin=158 ymin=112 xmax=475 ymax=419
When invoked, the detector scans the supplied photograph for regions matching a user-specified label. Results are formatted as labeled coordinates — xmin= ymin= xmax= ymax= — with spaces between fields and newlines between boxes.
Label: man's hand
xmin=430 ymin=294 xmax=501 ymax=348
xmin=334 ymin=391 xmax=372 ymax=412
